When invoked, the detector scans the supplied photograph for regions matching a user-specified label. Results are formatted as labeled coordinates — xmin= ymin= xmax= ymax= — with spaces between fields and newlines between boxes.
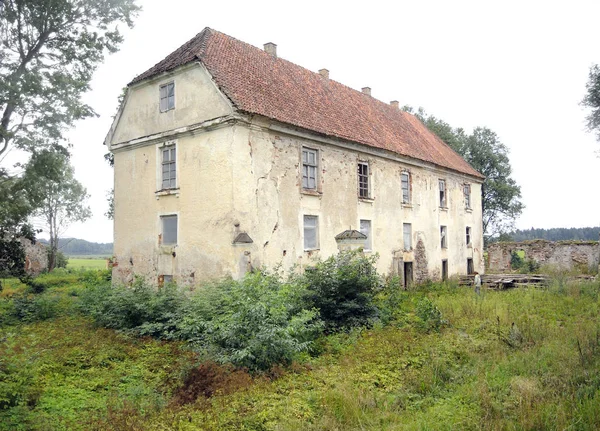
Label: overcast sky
xmin=41 ymin=0 xmax=600 ymax=242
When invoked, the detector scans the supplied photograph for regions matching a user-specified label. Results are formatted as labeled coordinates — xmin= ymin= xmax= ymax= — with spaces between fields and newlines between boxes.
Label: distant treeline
xmin=506 ymin=227 xmax=600 ymax=242
xmin=38 ymin=238 xmax=113 ymax=256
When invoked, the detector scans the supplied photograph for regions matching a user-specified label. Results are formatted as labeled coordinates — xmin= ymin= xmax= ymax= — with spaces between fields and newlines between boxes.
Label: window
xmin=442 ymin=259 xmax=448 ymax=281
xmin=302 ymin=148 xmax=318 ymax=190
xmin=401 ymin=171 xmax=411 ymax=204
xmin=161 ymin=144 xmax=177 ymax=189
xmin=464 ymin=184 xmax=471 ymax=209
xmin=439 ymin=179 xmax=447 ymax=207
xmin=440 ymin=225 xmax=447 ymax=248
xmin=360 ymin=219 xmax=372 ymax=251
xmin=161 ymin=215 xmax=178 ymax=245
xmin=466 ymin=226 xmax=472 ymax=246
xmin=358 ymin=162 xmax=370 ymax=198
xmin=403 ymin=223 xmax=412 ymax=251
xmin=159 ymin=82 xmax=175 ymax=112
xmin=303 ymin=215 xmax=319 ymax=250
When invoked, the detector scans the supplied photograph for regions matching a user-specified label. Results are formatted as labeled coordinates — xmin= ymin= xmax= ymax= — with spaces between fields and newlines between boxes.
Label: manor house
xmin=105 ymin=28 xmax=485 ymax=286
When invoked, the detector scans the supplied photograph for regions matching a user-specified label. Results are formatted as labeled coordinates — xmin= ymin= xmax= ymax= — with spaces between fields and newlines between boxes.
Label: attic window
xmin=159 ymin=82 xmax=175 ymax=112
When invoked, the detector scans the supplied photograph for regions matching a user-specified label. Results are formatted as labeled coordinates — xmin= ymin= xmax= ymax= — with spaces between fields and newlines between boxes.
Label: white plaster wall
xmin=112 ymin=64 xmax=232 ymax=144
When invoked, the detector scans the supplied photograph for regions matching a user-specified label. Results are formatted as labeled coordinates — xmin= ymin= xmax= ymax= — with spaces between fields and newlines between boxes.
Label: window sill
xmin=402 ymin=203 xmax=413 ymax=209
xmin=301 ymin=189 xmax=322 ymax=197
xmin=439 ymin=206 xmax=448 ymax=212
xmin=304 ymin=248 xmax=320 ymax=252
xmin=155 ymin=188 xmax=180 ymax=199
xmin=465 ymin=208 xmax=473 ymax=213
xmin=359 ymin=197 xmax=375 ymax=203
xmin=159 ymin=245 xmax=177 ymax=254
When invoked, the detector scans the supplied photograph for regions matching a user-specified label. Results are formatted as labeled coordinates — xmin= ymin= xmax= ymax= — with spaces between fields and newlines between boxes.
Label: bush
xmin=301 ymin=250 xmax=380 ymax=332
xmin=180 ymin=271 xmax=323 ymax=371
xmin=415 ymin=297 xmax=447 ymax=333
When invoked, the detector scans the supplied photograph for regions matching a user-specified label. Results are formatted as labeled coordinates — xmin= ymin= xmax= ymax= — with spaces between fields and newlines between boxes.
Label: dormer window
xmin=159 ymin=82 xmax=175 ymax=112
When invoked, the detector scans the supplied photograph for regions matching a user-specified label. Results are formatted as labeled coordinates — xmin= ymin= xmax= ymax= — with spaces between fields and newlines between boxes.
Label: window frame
xmin=403 ymin=223 xmax=412 ymax=251
xmin=440 ymin=225 xmax=448 ymax=249
xmin=301 ymin=147 xmax=319 ymax=191
xmin=360 ymin=219 xmax=372 ymax=251
xmin=401 ymin=171 xmax=411 ymax=204
xmin=159 ymin=142 xmax=177 ymax=190
xmin=439 ymin=179 xmax=447 ymax=208
xmin=464 ymin=183 xmax=471 ymax=210
xmin=466 ymin=226 xmax=472 ymax=247
xmin=160 ymin=214 xmax=178 ymax=246
xmin=159 ymin=81 xmax=175 ymax=112
xmin=303 ymin=215 xmax=319 ymax=251
xmin=358 ymin=161 xmax=370 ymax=199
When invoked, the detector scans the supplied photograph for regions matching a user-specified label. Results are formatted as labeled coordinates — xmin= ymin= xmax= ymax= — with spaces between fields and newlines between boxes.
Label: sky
xmin=27 ymin=0 xmax=600 ymax=242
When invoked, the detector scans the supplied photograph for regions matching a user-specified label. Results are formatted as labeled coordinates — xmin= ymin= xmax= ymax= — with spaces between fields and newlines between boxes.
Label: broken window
xmin=360 ymin=219 xmax=372 ymax=251
xmin=401 ymin=171 xmax=411 ymax=204
xmin=466 ymin=226 xmax=472 ymax=246
xmin=161 ymin=215 xmax=178 ymax=245
xmin=358 ymin=162 xmax=370 ymax=198
xmin=439 ymin=179 xmax=447 ymax=208
xmin=403 ymin=223 xmax=412 ymax=251
xmin=464 ymin=184 xmax=471 ymax=209
xmin=440 ymin=225 xmax=447 ymax=248
xmin=302 ymin=148 xmax=318 ymax=190
xmin=161 ymin=144 xmax=177 ymax=190
xmin=303 ymin=215 xmax=319 ymax=250
xmin=159 ymin=82 xmax=175 ymax=112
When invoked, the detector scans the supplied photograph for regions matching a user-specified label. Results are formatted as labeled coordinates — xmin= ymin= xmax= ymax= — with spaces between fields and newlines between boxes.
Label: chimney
xmin=390 ymin=100 xmax=399 ymax=109
xmin=361 ymin=87 xmax=371 ymax=96
xmin=264 ymin=42 xmax=277 ymax=58
xmin=319 ymin=68 xmax=329 ymax=79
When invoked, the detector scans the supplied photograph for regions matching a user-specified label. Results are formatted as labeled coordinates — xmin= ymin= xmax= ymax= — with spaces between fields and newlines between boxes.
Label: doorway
xmin=404 ymin=261 xmax=413 ymax=289
xmin=467 ymin=258 xmax=474 ymax=275
xmin=442 ymin=259 xmax=448 ymax=281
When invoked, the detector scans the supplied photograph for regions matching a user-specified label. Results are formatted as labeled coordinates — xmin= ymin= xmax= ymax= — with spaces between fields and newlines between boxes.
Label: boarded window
xmin=464 ymin=184 xmax=471 ymax=209
xmin=302 ymin=148 xmax=318 ymax=190
xmin=358 ymin=162 xmax=370 ymax=198
xmin=304 ymin=215 xmax=318 ymax=250
xmin=161 ymin=145 xmax=176 ymax=189
xmin=466 ymin=226 xmax=472 ymax=246
xmin=159 ymin=82 xmax=175 ymax=112
xmin=439 ymin=179 xmax=447 ymax=207
xmin=401 ymin=171 xmax=410 ymax=204
xmin=440 ymin=225 xmax=447 ymax=248
xmin=403 ymin=223 xmax=412 ymax=251
xmin=161 ymin=215 xmax=178 ymax=245
xmin=360 ymin=219 xmax=372 ymax=251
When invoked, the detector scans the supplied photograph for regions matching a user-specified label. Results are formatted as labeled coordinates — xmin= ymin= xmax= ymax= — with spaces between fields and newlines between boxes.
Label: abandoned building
xmin=105 ymin=28 xmax=485 ymax=286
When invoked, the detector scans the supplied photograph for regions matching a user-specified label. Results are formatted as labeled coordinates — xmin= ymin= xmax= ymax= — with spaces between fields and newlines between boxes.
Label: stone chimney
xmin=390 ymin=100 xmax=399 ymax=109
xmin=264 ymin=42 xmax=277 ymax=58
xmin=361 ymin=87 xmax=371 ymax=96
xmin=319 ymin=68 xmax=329 ymax=79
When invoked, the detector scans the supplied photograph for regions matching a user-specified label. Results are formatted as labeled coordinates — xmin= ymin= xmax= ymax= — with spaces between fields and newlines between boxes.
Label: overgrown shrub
xmin=301 ymin=250 xmax=380 ymax=332
xmin=79 ymin=279 xmax=186 ymax=339
xmin=180 ymin=271 xmax=323 ymax=371
xmin=10 ymin=293 xmax=63 ymax=322
xmin=415 ymin=297 xmax=447 ymax=333
xmin=374 ymin=276 xmax=407 ymax=326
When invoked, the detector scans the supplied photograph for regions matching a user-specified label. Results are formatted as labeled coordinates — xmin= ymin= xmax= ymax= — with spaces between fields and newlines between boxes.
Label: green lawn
xmin=67 ymin=258 xmax=108 ymax=270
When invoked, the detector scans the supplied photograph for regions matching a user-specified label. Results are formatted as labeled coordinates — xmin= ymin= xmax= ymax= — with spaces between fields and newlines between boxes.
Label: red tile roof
xmin=130 ymin=28 xmax=483 ymax=179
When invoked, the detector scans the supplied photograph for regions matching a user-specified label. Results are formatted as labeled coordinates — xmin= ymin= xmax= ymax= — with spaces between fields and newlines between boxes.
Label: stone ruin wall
xmin=487 ymin=240 xmax=600 ymax=273
xmin=21 ymin=238 xmax=48 ymax=276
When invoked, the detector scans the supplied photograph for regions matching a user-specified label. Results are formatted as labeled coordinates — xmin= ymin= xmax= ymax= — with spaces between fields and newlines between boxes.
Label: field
xmin=66 ymin=257 xmax=108 ymax=270
xmin=1 ymin=271 xmax=599 ymax=430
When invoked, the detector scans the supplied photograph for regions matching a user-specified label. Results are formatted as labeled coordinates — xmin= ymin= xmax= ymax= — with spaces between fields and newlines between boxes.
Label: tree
xmin=33 ymin=150 xmax=91 ymax=271
xmin=0 ymin=0 xmax=140 ymax=157
xmin=403 ymin=107 xmax=524 ymax=242
xmin=582 ymin=64 xmax=600 ymax=144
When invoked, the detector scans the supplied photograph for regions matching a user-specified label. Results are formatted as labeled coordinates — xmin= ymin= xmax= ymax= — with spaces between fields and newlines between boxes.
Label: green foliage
xmin=508 ymin=226 xmax=600 ymax=242
xmin=47 ymin=248 xmax=68 ymax=269
xmin=415 ymin=296 xmax=447 ymax=333
xmin=301 ymin=250 xmax=381 ymax=332
xmin=582 ymin=64 xmax=600 ymax=143
xmin=510 ymin=250 xmax=540 ymax=273
xmin=510 ymin=250 xmax=525 ymax=269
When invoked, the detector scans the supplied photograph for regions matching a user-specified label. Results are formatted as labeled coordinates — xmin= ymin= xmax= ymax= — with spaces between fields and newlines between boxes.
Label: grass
xmin=67 ymin=258 xmax=108 ymax=270
xmin=1 ymin=273 xmax=599 ymax=430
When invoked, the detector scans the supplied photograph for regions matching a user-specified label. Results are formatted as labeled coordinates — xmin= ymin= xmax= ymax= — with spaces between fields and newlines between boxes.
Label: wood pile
xmin=459 ymin=274 xmax=549 ymax=290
